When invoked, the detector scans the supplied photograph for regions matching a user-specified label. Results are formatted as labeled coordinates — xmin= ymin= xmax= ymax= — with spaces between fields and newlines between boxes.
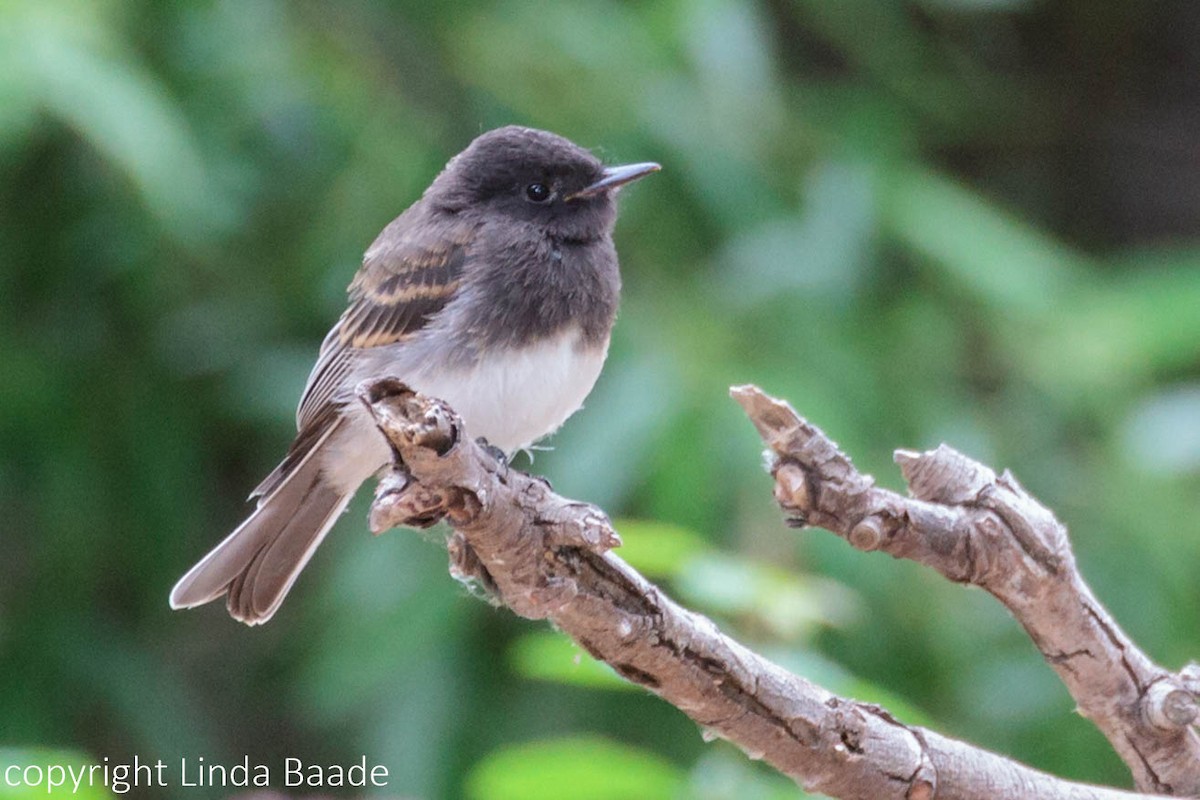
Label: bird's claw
xmin=475 ymin=437 xmax=510 ymax=478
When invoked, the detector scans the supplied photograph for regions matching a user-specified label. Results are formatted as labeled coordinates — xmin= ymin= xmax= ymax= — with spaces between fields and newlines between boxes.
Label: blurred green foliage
xmin=2 ymin=0 xmax=1198 ymax=797
xmin=466 ymin=736 xmax=684 ymax=800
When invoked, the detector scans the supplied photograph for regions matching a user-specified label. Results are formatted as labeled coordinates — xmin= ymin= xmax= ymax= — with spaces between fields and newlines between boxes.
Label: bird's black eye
xmin=525 ymin=182 xmax=551 ymax=203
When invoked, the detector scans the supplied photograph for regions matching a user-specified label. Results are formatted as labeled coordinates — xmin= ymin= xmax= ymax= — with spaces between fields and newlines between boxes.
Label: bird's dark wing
xmin=300 ymin=215 xmax=472 ymax=425
xmin=250 ymin=215 xmax=472 ymax=500
xmin=339 ymin=224 xmax=471 ymax=350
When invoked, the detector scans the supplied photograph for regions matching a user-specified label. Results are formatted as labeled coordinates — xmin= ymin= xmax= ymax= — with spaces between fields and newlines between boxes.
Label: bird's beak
xmin=567 ymin=162 xmax=661 ymax=201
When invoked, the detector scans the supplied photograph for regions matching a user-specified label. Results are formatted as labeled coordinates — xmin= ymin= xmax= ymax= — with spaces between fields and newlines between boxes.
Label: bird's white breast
xmin=322 ymin=327 xmax=609 ymax=494
xmin=409 ymin=327 xmax=609 ymax=453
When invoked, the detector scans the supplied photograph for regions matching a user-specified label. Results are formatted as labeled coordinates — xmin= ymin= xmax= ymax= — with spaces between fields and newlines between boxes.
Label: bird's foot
xmin=475 ymin=437 xmax=511 ymax=478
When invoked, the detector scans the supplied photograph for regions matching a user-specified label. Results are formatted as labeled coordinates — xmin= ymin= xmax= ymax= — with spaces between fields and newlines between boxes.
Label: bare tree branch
xmin=730 ymin=385 xmax=1200 ymax=796
xmin=358 ymin=378 xmax=1175 ymax=800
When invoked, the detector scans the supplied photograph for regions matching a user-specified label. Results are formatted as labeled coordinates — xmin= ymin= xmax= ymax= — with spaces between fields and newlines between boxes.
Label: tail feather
xmin=170 ymin=420 xmax=351 ymax=625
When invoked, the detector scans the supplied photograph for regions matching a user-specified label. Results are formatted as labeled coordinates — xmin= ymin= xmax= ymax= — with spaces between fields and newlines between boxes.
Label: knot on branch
xmin=357 ymin=379 xmax=621 ymax=620
xmin=849 ymin=516 xmax=887 ymax=552
xmin=1145 ymin=677 xmax=1200 ymax=730
xmin=359 ymin=377 xmax=458 ymax=456
xmin=357 ymin=379 xmax=474 ymax=531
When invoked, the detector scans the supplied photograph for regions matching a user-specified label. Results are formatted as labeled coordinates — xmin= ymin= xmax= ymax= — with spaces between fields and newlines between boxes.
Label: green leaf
xmin=465 ymin=736 xmax=684 ymax=800
xmin=675 ymin=555 xmax=858 ymax=638
xmin=613 ymin=517 xmax=712 ymax=579
xmin=881 ymin=165 xmax=1090 ymax=314
xmin=508 ymin=631 xmax=635 ymax=692
xmin=1026 ymin=264 xmax=1200 ymax=391
xmin=8 ymin=0 xmax=229 ymax=240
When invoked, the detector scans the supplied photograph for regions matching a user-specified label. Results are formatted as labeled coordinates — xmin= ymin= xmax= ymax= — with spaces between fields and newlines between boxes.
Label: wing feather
xmin=341 ymin=239 xmax=467 ymax=349
xmin=290 ymin=213 xmax=472 ymax=438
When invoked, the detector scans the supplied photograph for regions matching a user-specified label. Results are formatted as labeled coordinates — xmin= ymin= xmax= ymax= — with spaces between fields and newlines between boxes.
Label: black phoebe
xmin=169 ymin=126 xmax=659 ymax=625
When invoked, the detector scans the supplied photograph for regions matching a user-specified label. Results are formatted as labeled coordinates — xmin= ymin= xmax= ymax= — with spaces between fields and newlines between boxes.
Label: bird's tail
xmin=169 ymin=421 xmax=351 ymax=625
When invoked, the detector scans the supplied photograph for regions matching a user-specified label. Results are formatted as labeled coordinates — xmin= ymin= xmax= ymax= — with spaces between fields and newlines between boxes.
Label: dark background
xmin=2 ymin=1 xmax=1199 ymax=798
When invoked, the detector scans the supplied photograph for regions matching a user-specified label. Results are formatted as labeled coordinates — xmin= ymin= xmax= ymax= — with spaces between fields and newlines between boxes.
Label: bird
xmin=169 ymin=125 xmax=660 ymax=625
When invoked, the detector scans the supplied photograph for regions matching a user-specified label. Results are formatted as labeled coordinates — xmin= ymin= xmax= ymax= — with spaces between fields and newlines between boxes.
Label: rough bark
xmin=731 ymin=385 xmax=1200 ymax=796
xmin=358 ymin=378 xmax=1192 ymax=800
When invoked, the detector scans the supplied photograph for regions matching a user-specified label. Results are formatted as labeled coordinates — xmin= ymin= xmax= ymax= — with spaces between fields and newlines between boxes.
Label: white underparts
xmin=321 ymin=327 xmax=609 ymax=495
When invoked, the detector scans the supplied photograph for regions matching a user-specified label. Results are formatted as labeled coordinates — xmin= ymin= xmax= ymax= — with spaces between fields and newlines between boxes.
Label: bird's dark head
xmin=428 ymin=126 xmax=659 ymax=241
